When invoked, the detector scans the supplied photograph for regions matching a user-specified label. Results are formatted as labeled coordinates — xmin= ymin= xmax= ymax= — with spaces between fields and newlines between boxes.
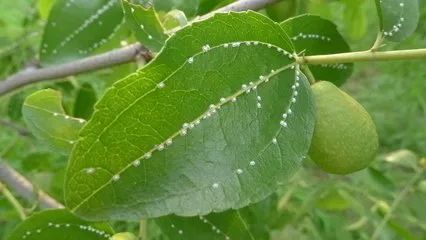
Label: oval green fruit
xmin=309 ymin=81 xmax=379 ymax=174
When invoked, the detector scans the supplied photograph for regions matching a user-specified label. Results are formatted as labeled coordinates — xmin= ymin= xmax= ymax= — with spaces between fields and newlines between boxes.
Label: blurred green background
xmin=0 ymin=0 xmax=425 ymax=239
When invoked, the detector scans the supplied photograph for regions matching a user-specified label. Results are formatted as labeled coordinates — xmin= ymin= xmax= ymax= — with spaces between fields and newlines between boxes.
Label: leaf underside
xmin=281 ymin=15 xmax=353 ymax=86
xmin=6 ymin=209 xmax=114 ymax=240
xmin=40 ymin=0 xmax=124 ymax=65
xmin=22 ymin=89 xmax=86 ymax=155
xmin=65 ymin=11 xmax=315 ymax=221
xmin=375 ymin=0 xmax=419 ymax=42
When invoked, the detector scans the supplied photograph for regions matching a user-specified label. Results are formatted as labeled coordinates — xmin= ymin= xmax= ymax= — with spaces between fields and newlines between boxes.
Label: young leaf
xmin=6 ymin=209 xmax=114 ymax=240
xmin=375 ymin=0 xmax=419 ymax=42
xmin=22 ymin=89 xmax=86 ymax=155
xmin=65 ymin=11 xmax=314 ymax=221
xmin=122 ymin=0 xmax=167 ymax=52
xmin=40 ymin=0 xmax=124 ymax=65
xmin=280 ymin=15 xmax=353 ymax=86
xmin=161 ymin=10 xmax=188 ymax=31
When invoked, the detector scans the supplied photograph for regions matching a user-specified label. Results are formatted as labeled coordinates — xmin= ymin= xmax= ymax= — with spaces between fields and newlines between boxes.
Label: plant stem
xmin=371 ymin=168 xmax=424 ymax=240
xmin=370 ymin=31 xmax=384 ymax=52
xmin=139 ymin=220 xmax=148 ymax=240
xmin=300 ymin=65 xmax=316 ymax=85
xmin=296 ymin=48 xmax=426 ymax=65
xmin=0 ymin=161 xmax=64 ymax=209
xmin=0 ymin=181 xmax=27 ymax=220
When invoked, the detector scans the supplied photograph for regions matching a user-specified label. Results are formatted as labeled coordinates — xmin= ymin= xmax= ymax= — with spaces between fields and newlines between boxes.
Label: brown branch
xmin=0 ymin=0 xmax=279 ymax=96
xmin=0 ymin=161 xmax=64 ymax=209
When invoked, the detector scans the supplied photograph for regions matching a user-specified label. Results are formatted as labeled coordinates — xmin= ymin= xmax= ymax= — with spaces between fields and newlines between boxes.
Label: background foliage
xmin=0 ymin=0 xmax=425 ymax=239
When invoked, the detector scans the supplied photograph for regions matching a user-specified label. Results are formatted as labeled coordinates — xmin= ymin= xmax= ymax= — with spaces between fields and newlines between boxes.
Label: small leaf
xmin=73 ymin=83 xmax=98 ymax=120
xmin=40 ymin=0 xmax=124 ymax=65
xmin=6 ymin=209 xmax=114 ymax=240
xmin=281 ymin=15 xmax=353 ymax=86
xmin=375 ymin=0 xmax=419 ymax=42
xmin=160 ymin=10 xmax=188 ymax=31
xmin=316 ymin=189 xmax=350 ymax=211
xmin=65 ymin=11 xmax=314 ymax=221
xmin=343 ymin=2 xmax=367 ymax=40
xmin=22 ymin=89 xmax=86 ymax=155
xmin=122 ymin=0 xmax=167 ymax=52
xmin=8 ymin=92 xmax=25 ymax=120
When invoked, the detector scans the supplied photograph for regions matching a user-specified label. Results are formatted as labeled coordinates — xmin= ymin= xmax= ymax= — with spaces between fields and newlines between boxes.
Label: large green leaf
xmin=6 ymin=209 xmax=114 ymax=240
xmin=375 ymin=0 xmax=419 ymax=42
xmin=40 ymin=0 xmax=124 ymax=65
xmin=280 ymin=15 xmax=353 ymax=86
xmin=65 ymin=11 xmax=315 ymax=221
xmin=122 ymin=0 xmax=167 ymax=52
xmin=22 ymin=89 xmax=86 ymax=155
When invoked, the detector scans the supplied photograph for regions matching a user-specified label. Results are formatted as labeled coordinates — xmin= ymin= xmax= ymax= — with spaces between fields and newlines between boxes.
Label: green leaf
xmin=65 ymin=11 xmax=314 ymax=221
xmin=160 ymin=10 xmax=188 ymax=31
xmin=266 ymin=0 xmax=297 ymax=22
xmin=375 ymin=0 xmax=419 ymax=42
xmin=6 ymin=209 xmax=114 ymax=240
xmin=122 ymin=0 xmax=167 ymax=52
xmin=37 ymin=0 xmax=56 ymax=20
xmin=156 ymin=195 xmax=279 ymax=240
xmin=145 ymin=0 xmax=199 ymax=17
xmin=7 ymin=92 xmax=25 ymax=120
xmin=316 ymin=189 xmax=350 ymax=211
xmin=22 ymin=89 xmax=86 ymax=155
xmin=280 ymin=15 xmax=353 ymax=86
xmin=40 ymin=0 xmax=124 ymax=65
xmin=343 ymin=1 xmax=367 ymax=40
xmin=73 ymin=83 xmax=98 ymax=120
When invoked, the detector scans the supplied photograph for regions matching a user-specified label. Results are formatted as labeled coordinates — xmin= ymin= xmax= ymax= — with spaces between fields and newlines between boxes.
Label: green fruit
xmin=111 ymin=232 xmax=138 ymax=240
xmin=309 ymin=81 xmax=379 ymax=174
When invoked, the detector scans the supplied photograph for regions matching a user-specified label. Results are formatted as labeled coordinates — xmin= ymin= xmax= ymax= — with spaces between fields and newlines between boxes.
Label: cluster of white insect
xmin=21 ymin=223 xmax=111 ymax=239
xmin=382 ymin=2 xmax=405 ymax=37
xmin=41 ymin=0 xmax=117 ymax=55
xmin=320 ymin=63 xmax=349 ymax=70
xmin=292 ymin=32 xmax=331 ymax=42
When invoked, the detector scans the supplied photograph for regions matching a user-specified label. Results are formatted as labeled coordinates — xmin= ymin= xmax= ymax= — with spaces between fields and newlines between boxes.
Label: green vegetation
xmin=0 ymin=0 xmax=425 ymax=239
